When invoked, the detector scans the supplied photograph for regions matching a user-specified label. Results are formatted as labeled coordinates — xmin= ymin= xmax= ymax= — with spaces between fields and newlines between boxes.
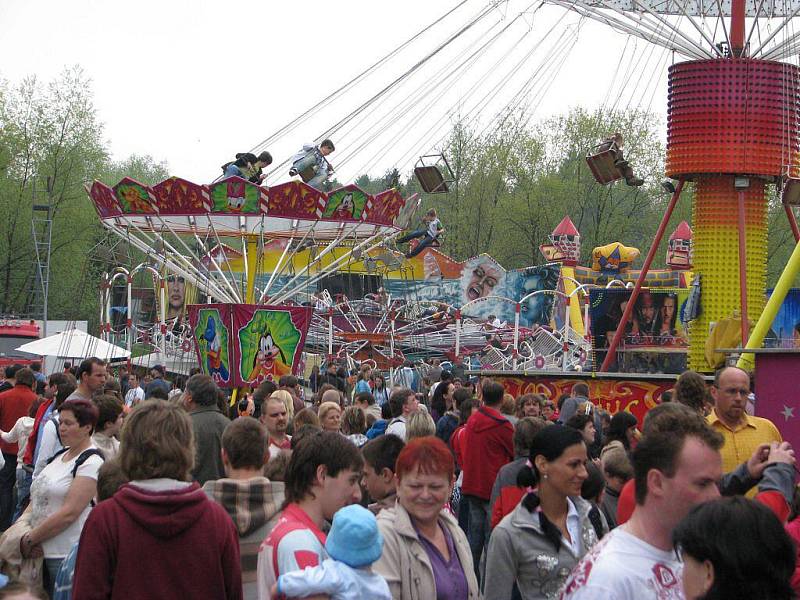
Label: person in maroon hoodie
xmin=0 ymin=367 xmax=37 ymax=529
xmin=72 ymin=399 xmax=242 ymax=600
xmin=460 ymin=379 xmax=514 ymax=582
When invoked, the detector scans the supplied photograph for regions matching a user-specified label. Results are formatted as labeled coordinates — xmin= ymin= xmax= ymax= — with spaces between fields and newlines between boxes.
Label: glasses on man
xmin=717 ymin=387 xmax=750 ymax=397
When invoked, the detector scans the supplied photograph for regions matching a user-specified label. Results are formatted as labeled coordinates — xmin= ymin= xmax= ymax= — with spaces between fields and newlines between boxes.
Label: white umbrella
xmin=15 ymin=328 xmax=130 ymax=360
xmin=130 ymin=351 xmax=197 ymax=375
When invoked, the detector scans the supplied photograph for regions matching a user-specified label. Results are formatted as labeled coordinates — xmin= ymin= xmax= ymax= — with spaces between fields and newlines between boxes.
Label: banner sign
xmin=233 ymin=305 xmax=312 ymax=387
xmin=188 ymin=303 xmax=312 ymax=387
xmin=188 ymin=304 xmax=233 ymax=387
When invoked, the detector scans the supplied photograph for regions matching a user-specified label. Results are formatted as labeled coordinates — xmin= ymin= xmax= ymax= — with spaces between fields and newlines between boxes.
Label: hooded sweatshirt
xmin=460 ymin=405 xmax=514 ymax=500
xmin=72 ymin=480 xmax=242 ymax=600
xmin=203 ymin=477 xmax=285 ymax=600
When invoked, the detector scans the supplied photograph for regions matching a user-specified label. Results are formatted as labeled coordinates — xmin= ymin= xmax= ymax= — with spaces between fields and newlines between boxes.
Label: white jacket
xmin=277 ymin=558 xmax=391 ymax=600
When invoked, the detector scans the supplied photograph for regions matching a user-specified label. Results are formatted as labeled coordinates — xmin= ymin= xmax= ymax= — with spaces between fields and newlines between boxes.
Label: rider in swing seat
xmin=221 ymin=151 xmax=272 ymax=184
xmin=397 ymin=208 xmax=444 ymax=259
xmin=288 ymin=139 xmax=336 ymax=190
xmin=597 ymin=132 xmax=644 ymax=187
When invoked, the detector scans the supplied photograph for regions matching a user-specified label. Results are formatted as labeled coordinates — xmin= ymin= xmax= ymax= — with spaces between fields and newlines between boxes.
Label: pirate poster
xmin=589 ymin=288 xmax=689 ymax=374
xmin=233 ymin=305 xmax=313 ymax=386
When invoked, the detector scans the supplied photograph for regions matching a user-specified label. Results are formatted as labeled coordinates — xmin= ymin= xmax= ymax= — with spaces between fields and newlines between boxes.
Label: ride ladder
xmin=28 ymin=177 xmax=55 ymax=335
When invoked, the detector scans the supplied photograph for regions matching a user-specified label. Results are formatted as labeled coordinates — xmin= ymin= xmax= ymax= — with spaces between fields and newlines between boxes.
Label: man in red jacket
xmin=460 ymin=379 xmax=514 ymax=582
xmin=0 ymin=367 xmax=36 ymax=529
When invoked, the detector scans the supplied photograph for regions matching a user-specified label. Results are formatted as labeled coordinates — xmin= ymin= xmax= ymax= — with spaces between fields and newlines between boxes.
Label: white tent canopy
xmin=15 ymin=328 xmax=130 ymax=361
xmin=130 ymin=350 xmax=197 ymax=376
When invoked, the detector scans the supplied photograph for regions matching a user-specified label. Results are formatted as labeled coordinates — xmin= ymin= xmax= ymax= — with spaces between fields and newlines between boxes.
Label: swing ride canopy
xmin=88 ymin=176 xmax=411 ymax=238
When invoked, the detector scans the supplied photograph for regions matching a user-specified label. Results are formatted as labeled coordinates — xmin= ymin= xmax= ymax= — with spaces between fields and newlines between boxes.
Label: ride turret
xmin=540 ymin=215 xmax=581 ymax=266
xmin=666 ymin=221 xmax=693 ymax=271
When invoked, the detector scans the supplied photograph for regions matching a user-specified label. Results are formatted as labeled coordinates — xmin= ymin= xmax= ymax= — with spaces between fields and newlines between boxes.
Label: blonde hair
xmin=407 ymin=411 xmax=436 ymax=441
xmin=120 ymin=399 xmax=195 ymax=481
xmin=270 ymin=389 xmax=295 ymax=419
xmin=318 ymin=401 xmax=342 ymax=424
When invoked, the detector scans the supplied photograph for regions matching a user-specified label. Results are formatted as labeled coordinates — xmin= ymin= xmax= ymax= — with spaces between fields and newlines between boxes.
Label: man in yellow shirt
xmin=707 ymin=366 xmax=782 ymax=495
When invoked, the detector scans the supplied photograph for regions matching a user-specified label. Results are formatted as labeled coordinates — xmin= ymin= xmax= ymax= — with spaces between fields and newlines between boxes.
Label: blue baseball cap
xmin=325 ymin=504 xmax=383 ymax=568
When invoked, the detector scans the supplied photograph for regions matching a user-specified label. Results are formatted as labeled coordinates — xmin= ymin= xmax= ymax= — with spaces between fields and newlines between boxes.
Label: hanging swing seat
xmin=782 ymin=174 xmax=800 ymax=206
xmin=414 ymin=154 xmax=455 ymax=194
xmin=297 ymin=156 xmax=334 ymax=183
xmin=586 ymin=142 xmax=623 ymax=185
xmin=409 ymin=232 xmax=444 ymax=251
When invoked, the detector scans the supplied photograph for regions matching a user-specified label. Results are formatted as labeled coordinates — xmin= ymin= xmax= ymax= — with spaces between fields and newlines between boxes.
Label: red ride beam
xmin=599 ymin=179 xmax=685 ymax=372
xmin=785 ymin=202 xmax=800 ymax=242
xmin=731 ymin=0 xmax=746 ymax=56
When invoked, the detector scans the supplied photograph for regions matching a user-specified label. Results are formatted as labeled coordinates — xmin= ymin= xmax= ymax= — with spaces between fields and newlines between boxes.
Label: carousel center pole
xmin=232 ymin=236 xmax=260 ymax=407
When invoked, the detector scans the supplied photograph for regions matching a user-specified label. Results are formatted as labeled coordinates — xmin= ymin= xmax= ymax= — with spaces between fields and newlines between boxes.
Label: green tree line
xmin=2 ymin=70 xmax=797 ymax=335
xmin=365 ymin=107 xmax=799 ymax=288
xmin=0 ymin=67 xmax=168 ymax=328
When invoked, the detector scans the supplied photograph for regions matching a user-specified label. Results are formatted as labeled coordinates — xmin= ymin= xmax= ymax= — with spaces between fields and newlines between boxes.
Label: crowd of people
xmin=0 ymin=358 xmax=796 ymax=599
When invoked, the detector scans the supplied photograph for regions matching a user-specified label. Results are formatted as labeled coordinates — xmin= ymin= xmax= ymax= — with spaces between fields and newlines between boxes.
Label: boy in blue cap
xmin=272 ymin=504 xmax=390 ymax=599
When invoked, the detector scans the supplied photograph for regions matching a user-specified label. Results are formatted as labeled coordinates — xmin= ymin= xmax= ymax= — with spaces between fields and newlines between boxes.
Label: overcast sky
xmin=0 ymin=0 xmax=671 ymax=184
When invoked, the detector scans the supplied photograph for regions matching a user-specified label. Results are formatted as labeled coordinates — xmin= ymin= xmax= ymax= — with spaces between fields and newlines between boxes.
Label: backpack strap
xmin=73 ymin=449 xmax=105 ymax=507
xmin=587 ymin=505 xmax=606 ymax=540
xmin=45 ymin=447 xmax=69 ymax=466
xmin=71 ymin=449 xmax=105 ymax=479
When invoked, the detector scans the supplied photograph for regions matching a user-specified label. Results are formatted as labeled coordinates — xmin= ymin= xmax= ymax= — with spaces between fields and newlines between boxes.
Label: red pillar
xmin=730 ymin=0 xmax=746 ymax=56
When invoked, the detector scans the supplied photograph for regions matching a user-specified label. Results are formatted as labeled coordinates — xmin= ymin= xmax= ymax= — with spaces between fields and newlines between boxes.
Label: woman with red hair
xmin=373 ymin=436 xmax=479 ymax=599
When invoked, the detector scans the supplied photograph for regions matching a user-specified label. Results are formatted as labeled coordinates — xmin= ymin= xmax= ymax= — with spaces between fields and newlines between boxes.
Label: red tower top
xmin=666 ymin=59 xmax=800 ymax=179
xmin=669 ymin=220 xmax=693 ymax=241
xmin=540 ymin=216 xmax=581 ymax=266
xmin=552 ymin=216 xmax=579 ymax=237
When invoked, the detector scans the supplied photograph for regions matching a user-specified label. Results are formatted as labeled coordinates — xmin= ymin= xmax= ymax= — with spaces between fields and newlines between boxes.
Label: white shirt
xmin=562 ymin=497 xmax=583 ymax=556
xmin=386 ymin=416 xmax=407 ymax=441
xmin=29 ymin=444 xmax=103 ymax=558
xmin=561 ymin=526 xmax=684 ymax=600
xmin=268 ymin=435 xmax=292 ymax=459
xmin=1 ymin=416 xmax=34 ymax=469
xmin=33 ymin=415 xmax=63 ymax=479
xmin=92 ymin=432 xmax=120 ymax=461
xmin=427 ymin=218 xmax=442 ymax=238
xmin=124 ymin=386 xmax=145 ymax=407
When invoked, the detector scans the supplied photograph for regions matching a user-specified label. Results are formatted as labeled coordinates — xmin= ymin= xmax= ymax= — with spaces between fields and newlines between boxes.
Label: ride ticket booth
xmin=722 ymin=348 xmax=800 ymax=449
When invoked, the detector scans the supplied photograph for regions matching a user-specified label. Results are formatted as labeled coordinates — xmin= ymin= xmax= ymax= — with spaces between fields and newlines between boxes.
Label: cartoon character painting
xmin=331 ymin=192 xmax=355 ymax=219
xmin=226 ymin=180 xmax=246 ymax=211
xmin=461 ymin=255 xmax=505 ymax=304
xmin=247 ymin=324 xmax=291 ymax=381
xmin=238 ymin=308 xmax=304 ymax=386
xmin=118 ymin=185 xmax=153 ymax=213
xmin=193 ymin=309 xmax=231 ymax=384
xmin=203 ymin=316 xmax=230 ymax=382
